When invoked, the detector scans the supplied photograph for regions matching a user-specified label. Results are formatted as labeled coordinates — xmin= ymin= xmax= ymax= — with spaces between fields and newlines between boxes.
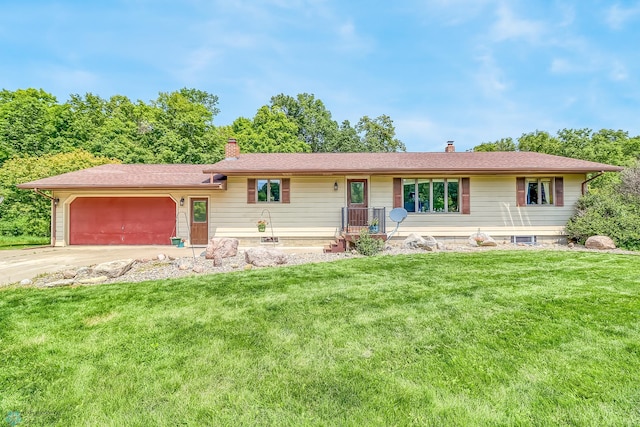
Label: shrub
xmin=566 ymin=191 xmax=640 ymax=250
xmin=354 ymin=228 xmax=385 ymax=256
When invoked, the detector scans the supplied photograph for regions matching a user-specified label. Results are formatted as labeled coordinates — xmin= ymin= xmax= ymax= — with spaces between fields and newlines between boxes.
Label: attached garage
xmin=69 ymin=197 xmax=176 ymax=245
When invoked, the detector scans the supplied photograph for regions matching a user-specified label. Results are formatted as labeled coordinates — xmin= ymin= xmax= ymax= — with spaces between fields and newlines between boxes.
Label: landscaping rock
xmin=469 ymin=232 xmax=497 ymax=247
xmin=20 ymin=279 xmax=32 ymax=286
xmin=92 ymin=259 xmax=135 ymax=278
xmin=62 ymin=269 xmax=77 ymax=279
xmin=176 ymin=260 xmax=191 ymax=271
xmin=192 ymin=265 xmax=205 ymax=274
xmin=206 ymin=238 xmax=239 ymax=259
xmin=585 ymin=235 xmax=616 ymax=250
xmin=76 ymin=267 xmax=92 ymax=276
xmin=244 ymin=247 xmax=288 ymax=267
xmin=78 ymin=276 xmax=108 ymax=284
xmin=41 ymin=278 xmax=75 ymax=288
xmin=403 ymin=233 xmax=438 ymax=250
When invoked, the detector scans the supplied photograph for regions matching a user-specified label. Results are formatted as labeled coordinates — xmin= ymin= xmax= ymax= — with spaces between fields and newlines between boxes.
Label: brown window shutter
xmin=461 ymin=177 xmax=470 ymax=214
xmin=555 ymin=177 xmax=564 ymax=207
xmin=282 ymin=178 xmax=290 ymax=204
xmin=247 ymin=179 xmax=256 ymax=204
xmin=393 ymin=178 xmax=402 ymax=208
xmin=516 ymin=177 xmax=525 ymax=206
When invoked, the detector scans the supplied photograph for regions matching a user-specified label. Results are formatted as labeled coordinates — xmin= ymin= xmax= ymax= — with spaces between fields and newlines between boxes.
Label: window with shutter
xmin=247 ymin=178 xmax=290 ymax=204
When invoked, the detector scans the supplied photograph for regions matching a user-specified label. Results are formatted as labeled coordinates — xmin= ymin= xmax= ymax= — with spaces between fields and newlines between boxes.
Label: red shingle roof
xmin=204 ymin=151 xmax=623 ymax=175
xmin=18 ymin=152 xmax=622 ymax=190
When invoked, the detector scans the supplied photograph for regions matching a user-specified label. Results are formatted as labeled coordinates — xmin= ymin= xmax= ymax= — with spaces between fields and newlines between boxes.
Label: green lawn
xmin=1 ymin=251 xmax=640 ymax=426
xmin=0 ymin=236 xmax=49 ymax=250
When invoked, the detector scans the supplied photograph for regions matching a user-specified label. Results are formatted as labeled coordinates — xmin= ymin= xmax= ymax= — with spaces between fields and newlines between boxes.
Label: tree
xmin=323 ymin=120 xmax=362 ymax=152
xmin=0 ymin=88 xmax=59 ymax=163
xmin=149 ymin=88 xmax=220 ymax=163
xmin=270 ymin=93 xmax=338 ymax=152
xmin=517 ymin=130 xmax=561 ymax=155
xmin=620 ymin=160 xmax=640 ymax=199
xmin=231 ymin=107 xmax=310 ymax=153
xmin=355 ymin=115 xmax=406 ymax=152
xmin=473 ymin=138 xmax=516 ymax=152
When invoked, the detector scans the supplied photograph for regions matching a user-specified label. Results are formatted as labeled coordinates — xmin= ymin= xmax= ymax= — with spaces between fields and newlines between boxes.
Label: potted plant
xmin=257 ymin=219 xmax=267 ymax=232
xmin=369 ymin=217 xmax=379 ymax=233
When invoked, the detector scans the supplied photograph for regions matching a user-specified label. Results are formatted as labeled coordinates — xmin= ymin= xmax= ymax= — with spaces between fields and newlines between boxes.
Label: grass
xmin=0 ymin=236 xmax=49 ymax=250
xmin=1 ymin=250 xmax=640 ymax=426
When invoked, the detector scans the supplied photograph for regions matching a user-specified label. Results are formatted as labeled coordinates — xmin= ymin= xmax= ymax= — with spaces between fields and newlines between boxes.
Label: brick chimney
xmin=445 ymin=140 xmax=455 ymax=153
xmin=225 ymin=138 xmax=240 ymax=159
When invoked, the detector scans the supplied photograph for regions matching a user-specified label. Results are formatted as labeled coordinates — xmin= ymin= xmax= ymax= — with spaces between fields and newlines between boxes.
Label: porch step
xmin=323 ymin=237 xmax=347 ymax=253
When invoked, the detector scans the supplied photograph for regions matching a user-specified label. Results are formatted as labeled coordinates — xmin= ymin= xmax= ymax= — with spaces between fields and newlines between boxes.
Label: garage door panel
xmin=70 ymin=197 xmax=176 ymax=245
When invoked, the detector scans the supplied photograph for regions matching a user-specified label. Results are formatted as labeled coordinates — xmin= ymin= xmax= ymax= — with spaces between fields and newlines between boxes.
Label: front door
xmin=190 ymin=198 xmax=208 ymax=245
xmin=347 ymin=179 xmax=368 ymax=230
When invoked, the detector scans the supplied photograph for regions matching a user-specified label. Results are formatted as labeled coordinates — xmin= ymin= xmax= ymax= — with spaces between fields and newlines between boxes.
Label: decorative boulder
xmin=403 ymin=233 xmax=438 ymax=251
xmin=92 ymin=259 xmax=135 ymax=278
xmin=585 ymin=235 xmax=616 ymax=250
xmin=206 ymin=238 xmax=239 ymax=259
xmin=469 ymin=232 xmax=497 ymax=247
xmin=244 ymin=247 xmax=288 ymax=267
xmin=62 ymin=269 xmax=77 ymax=279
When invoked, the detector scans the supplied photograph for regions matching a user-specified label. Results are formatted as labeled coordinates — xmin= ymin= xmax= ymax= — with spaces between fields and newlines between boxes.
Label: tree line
xmin=0 ymin=88 xmax=405 ymax=166
xmin=0 ymin=88 xmax=405 ymax=236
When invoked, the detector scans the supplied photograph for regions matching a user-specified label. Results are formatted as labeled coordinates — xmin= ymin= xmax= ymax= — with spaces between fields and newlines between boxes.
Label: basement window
xmin=512 ymin=236 xmax=537 ymax=245
xmin=260 ymin=236 xmax=279 ymax=244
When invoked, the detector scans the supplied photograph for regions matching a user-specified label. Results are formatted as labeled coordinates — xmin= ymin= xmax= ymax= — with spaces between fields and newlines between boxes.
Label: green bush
xmin=354 ymin=228 xmax=385 ymax=256
xmin=566 ymin=191 xmax=640 ymax=250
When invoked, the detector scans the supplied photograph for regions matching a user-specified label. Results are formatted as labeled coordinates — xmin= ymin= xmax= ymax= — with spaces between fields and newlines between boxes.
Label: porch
xmin=325 ymin=207 xmax=386 ymax=253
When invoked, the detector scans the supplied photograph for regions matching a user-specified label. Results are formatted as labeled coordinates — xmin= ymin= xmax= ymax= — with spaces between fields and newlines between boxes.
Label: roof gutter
xmin=33 ymin=189 xmax=58 ymax=247
xmin=581 ymin=172 xmax=604 ymax=195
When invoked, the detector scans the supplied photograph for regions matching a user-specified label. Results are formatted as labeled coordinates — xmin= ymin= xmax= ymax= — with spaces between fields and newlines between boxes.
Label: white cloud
xmin=474 ymin=50 xmax=508 ymax=96
xmin=490 ymin=3 xmax=545 ymax=43
xmin=605 ymin=3 xmax=640 ymax=30
xmin=334 ymin=19 xmax=373 ymax=54
xmin=419 ymin=0 xmax=495 ymax=25
xmin=550 ymin=58 xmax=576 ymax=74
xmin=609 ymin=60 xmax=628 ymax=81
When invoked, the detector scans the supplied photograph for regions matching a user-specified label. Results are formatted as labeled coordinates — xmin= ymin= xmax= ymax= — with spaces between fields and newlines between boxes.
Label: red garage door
xmin=70 ymin=197 xmax=176 ymax=245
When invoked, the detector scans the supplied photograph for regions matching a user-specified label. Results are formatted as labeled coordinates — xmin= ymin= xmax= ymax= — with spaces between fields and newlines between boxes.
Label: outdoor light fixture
xmin=334 ymin=182 xmax=339 ymax=191
xmin=180 ymin=197 xmax=185 ymax=206
xmin=54 ymin=198 xmax=59 ymax=206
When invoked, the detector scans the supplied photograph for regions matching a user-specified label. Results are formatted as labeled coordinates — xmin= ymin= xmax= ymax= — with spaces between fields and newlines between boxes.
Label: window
xmin=350 ymin=181 xmax=365 ymax=204
xmin=526 ymin=178 xmax=552 ymax=205
xmin=192 ymin=200 xmax=207 ymax=222
xmin=257 ymin=179 xmax=281 ymax=202
xmin=402 ymin=178 xmax=460 ymax=213
xmin=516 ymin=177 xmax=563 ymax=207
xmin=247 ymin=178 xmax=290 ymax=204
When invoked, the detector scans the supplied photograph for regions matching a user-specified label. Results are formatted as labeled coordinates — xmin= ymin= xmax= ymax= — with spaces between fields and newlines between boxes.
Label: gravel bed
xmin=27 ymin=242 xmax=637 ymax=287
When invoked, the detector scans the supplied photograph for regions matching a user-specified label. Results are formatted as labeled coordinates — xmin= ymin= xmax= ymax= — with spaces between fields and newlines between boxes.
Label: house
xmin=18 ymin=139 xmax=623 ymax=248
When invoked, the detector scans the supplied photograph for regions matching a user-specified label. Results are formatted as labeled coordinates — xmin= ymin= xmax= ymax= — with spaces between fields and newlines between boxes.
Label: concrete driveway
xmin=0 ymin=245 xmax=202 ymax=285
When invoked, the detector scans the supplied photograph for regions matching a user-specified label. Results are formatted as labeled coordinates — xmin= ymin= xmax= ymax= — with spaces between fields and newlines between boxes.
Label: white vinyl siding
xmin=212 ymin=176 xmax=345 ymax=238
xmin=50 ymin=173 xmax=587 ymax=246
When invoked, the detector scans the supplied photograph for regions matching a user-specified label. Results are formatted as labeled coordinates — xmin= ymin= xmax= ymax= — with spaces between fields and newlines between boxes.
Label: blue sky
xmin=1 ymin=1 xmax=639 ymax=152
